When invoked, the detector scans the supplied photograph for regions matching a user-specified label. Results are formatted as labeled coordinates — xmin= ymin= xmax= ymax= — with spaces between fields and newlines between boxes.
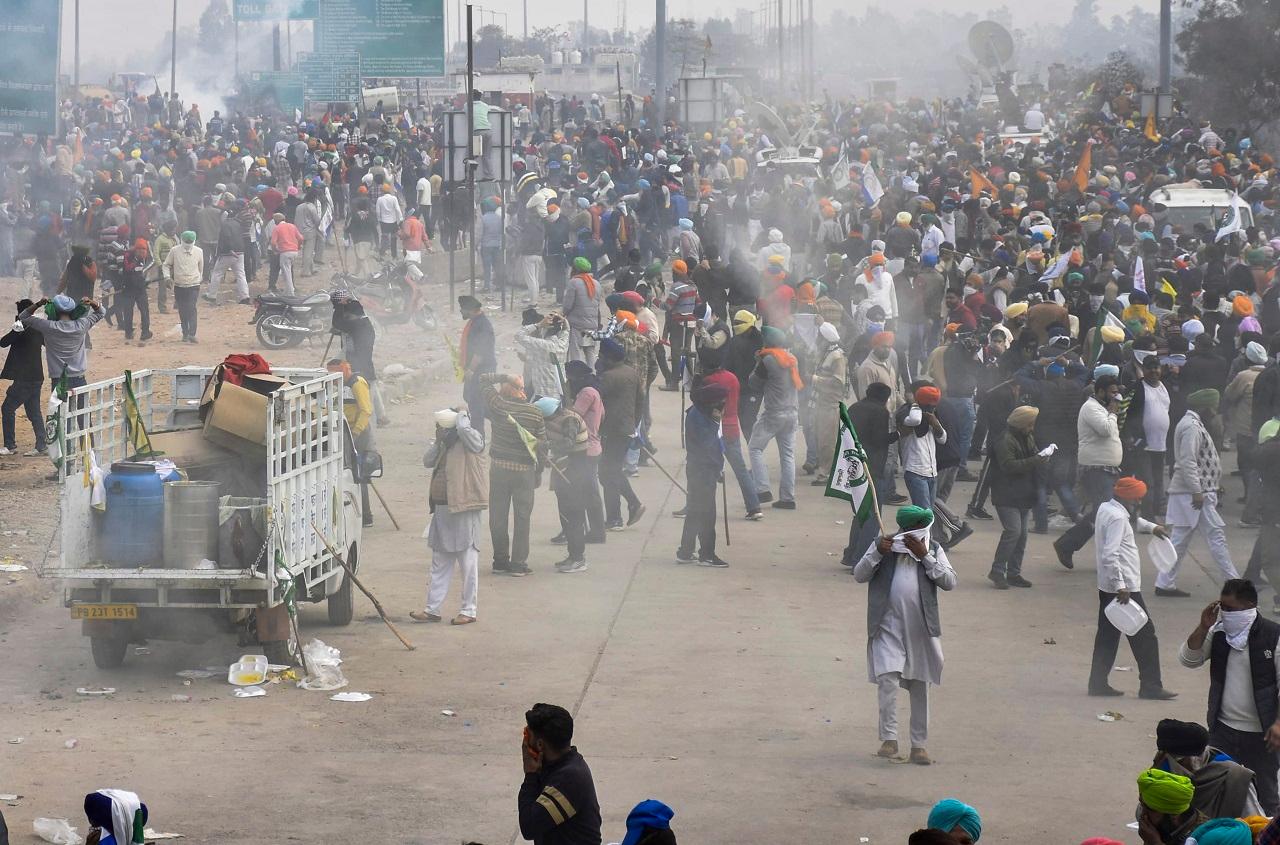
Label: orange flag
xmin=1073 ymin=142 xmax=1092 ymax=192
xmin=970 ymin=167 xmax=997 ymax=197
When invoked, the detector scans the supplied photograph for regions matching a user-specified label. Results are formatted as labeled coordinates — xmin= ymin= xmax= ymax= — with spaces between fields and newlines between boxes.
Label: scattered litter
xmin=667 ymin=756 xmax=678 ymax=761
xmin=233 ymin=685 xmax=266 ymax=698
xmin=266 ymin=663 xmax=291 ymax=672
xmin=133 ymin=647 xmax=150 ymax=656
xmin=1042 ymin=638 xmax=1057 ymax=645
xmin=63 ymin=739 xmax=78 ymax=749
xmin=0 ymin=794 xmax=20 ymax=801
xmin=861 ymin=839 xmax=871 ymax=843
xmin=1127 ymin=822 xmax=1140 ymax=830
xmin=170 ymin=694 xmax=192 ymax=703
xmin=175 ymin=669 xmax=215 ymax=680
xmin=835 ymin=656 xmax=843 ymax=662
xmin=75 ymin=687 xmax=115 ymax=696
xmin=1115 ymin=666 xmax=1133 ymax=672
xmin=228 ymin=655 xmax=268 ymax=686
xmin=0 ymin=563 xmax=28 ymax=572
xmin=297 ymin=639 xmax=347 ymax=691
xmin=143 ymin=831 xmax=185 ymax=841
xmin=2 ymin=529 xmax=28 ymax=537
xmin=194 ymin=558 xmax=217 ymax=570
xmin=440 ymin=709 xmax=456 ymax=717
xmin=826 ymin=552 xmax=835 ymax=556
xmin=33 ymin=817 xmax=82 ymax=844
xmin=330 ymin=692 xmax=372 ymax=702
xmin=7 ymin=738 xmax=22 ymax=744
xmin=1097 ymin=711 xmax=1124 ymax=722
xmin=266 ymin=668 xmax=300 ymax=684
xmin=835 ymin=520 xmax=845 ymax=526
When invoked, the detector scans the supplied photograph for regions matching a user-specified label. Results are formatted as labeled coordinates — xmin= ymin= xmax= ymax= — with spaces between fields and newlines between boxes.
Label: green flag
xmin=824 ymin=402 xmax=876 ymax=526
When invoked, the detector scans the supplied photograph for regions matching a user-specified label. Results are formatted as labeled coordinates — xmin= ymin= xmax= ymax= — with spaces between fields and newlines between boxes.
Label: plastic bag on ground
xmin=297 ymin=638 xmax=347 ymax=691
xmin=33 ymin=818 xmax=83 ymax=845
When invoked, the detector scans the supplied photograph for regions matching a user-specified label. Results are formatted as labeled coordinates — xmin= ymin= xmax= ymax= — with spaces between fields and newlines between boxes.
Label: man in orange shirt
xmin=268 ymin=212 xmax=303 ymax=295
xmin=399 ymin=213 xmax=429 ymax=265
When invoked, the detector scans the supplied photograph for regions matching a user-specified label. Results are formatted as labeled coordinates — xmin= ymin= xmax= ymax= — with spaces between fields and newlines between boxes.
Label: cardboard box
xmin=202 ymin=381 xmax=270 ymax=456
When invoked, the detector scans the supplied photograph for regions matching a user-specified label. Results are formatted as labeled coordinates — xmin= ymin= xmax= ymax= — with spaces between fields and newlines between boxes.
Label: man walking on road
xmin=0 ymin=298 xmax=46 ymax=456
xmin=1088 ymin=476 xmax=1177 ymax=700
xmin=853 ymin=505 xmax=956 ymax=766
xmin=411 ymin=406 xmax=488 ymax=626
xmin=1156 ymin=388 xmax=1238 ymax=598
xmin=1179 ymin=579 xmax=1280 ymax=813
xmin=482 ymin=373 xmax=546 ymax=578
xmin=1055 ymin=375 xmax=1124 ymax=571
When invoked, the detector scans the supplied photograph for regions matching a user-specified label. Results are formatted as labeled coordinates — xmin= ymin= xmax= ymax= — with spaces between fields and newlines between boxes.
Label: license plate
xmin=71 ymin=604 xmax=138 ymax=620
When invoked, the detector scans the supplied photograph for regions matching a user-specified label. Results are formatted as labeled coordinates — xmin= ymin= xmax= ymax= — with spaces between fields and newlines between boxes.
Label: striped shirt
xmin=481 ymin=378 xmax=546 ymax=471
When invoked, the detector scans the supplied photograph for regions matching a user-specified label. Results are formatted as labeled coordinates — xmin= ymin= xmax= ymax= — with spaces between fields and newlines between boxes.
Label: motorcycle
xmin=249 ymin=290 xmax=334 ymax=349
xmin=332 ymin=260 xmax=437 ymax=330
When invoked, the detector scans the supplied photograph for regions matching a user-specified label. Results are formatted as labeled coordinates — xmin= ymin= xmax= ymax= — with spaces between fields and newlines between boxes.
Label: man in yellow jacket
xmin=328 ymin=359 xmax=375 ymax=526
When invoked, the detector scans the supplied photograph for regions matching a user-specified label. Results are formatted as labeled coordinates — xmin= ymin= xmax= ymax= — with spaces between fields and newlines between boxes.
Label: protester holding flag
xmin=481 ymin=373 xmax=546 ymax=578
xmin=831 ymin=388 xmax=896 ymax=567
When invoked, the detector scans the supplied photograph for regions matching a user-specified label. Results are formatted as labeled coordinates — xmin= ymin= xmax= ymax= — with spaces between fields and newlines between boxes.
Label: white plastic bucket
xmin=1105 ymin=598 xmax=1149 ymax=636
xmin=1148 ymin=535 xmax=1178 ymax=574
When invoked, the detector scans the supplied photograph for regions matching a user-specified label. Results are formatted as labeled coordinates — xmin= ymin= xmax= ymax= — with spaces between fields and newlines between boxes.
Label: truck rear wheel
xmin=262 ymin=639 xmax=293 ymax=666
xmin=90 ymin=634 xmax=128 ymax=669
xmin=327 ymin=546 xmax=355 ymax=626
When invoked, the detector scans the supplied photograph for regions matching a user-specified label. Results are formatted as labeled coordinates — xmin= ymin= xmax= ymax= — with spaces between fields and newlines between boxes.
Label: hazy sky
xmin=60 ymin=0 xmax=1144 ymax=75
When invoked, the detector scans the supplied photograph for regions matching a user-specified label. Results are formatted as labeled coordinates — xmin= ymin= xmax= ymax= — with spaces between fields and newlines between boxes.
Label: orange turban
xmin=914 ymin=385 xmax=941 ymax=405
xmin=871 ymin=331 xmax=896 ymax=347
xmin=671 ymin=259 xmax=688 ymax=276
xmin=1114 ymin=476 xmax=1148 ymax=501
xmin=1233 ymin=295 xmax=1254 ymax=317
xmin=615 ymin=309 xmax=639 ymax=330
xmin=869 ymin=253 xmax=886 ymax=266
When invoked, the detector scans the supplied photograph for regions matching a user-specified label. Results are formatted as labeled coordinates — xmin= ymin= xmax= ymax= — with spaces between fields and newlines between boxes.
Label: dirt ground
xmin=0 ymin=250 xmax=1265 ymax=844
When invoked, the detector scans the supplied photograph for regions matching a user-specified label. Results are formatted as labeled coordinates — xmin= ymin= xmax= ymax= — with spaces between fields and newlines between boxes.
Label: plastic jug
xmin=1105 ymin=598 xmax=1149 ymax=636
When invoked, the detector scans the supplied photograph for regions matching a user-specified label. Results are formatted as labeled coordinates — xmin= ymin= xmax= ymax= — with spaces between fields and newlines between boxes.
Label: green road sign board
xmin=317 ymin=0 xmax=445 ymax=77
xmin=298 ymin=52 xmax=362 ymax=103
xmin=234 ymin=0 xmax=320 ymax=21
xmin=0 ymin=1 xmax=61 ymax=135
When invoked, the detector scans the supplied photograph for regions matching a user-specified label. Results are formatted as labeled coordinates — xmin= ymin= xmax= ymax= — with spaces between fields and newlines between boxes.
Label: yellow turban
xmin=1100 ymin=325 xmax=1126 ymax=344
xmin=1004 ymin=302 xmax=1029 ymax=319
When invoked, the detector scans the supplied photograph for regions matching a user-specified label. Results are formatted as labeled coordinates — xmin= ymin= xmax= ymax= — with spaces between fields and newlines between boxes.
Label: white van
xmin=1148 ymin=186 xmax=1253 ymax=236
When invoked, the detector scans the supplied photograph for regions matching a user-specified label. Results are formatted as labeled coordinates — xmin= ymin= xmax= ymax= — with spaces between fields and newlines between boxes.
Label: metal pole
xmin=583 ymin=0 xmax=589 ymax=48
xmin=807 ymin=0 xmax=815 ymax=102
xmin=523 ymin=0 xmax=528 ymax=40
xmin=655 ymin=0 xmax=666 ymax=127
xmin=1158 ymin=0 xmax=1172 ymax=97
xmin=74 ymin=0 xmax=80 ymax=96
xmin=466 ymin=2 xmax=477 ymax=297
xmin=776 ymin=0 xmax=783 ymax=92
xmin=287 ymin=20 xmax=293 ymax=67
xmin=616 ymin=62 xmax=623 ymax=122
xmin=234 ymin=22 xmax=240 ymax=81
xmin=273 ymin=23 xmax=282 ymax=71
xmin=170 ymin=0 xmax=177 ymax=99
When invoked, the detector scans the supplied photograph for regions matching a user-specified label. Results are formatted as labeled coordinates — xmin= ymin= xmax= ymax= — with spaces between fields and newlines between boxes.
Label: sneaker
xmin=885 ymin=493 xmax=908 ymax=505
xmin=139 ymin=331 xmax=153 ymax=341
xmin=698 ymin=554 xmax=730 ymax=568
xmin=956 ymin=469 xmax=979 ymax=483
xmin=506 ymin=565 xmax=533 ymax=577
xmin=23 ymin=447 xmax=47 ymax=457
xmin=585 ymin=534 xmax=607 ymax=544
xmin=671 ymin=508 xmax=687 ymax=519
xmin=0 ymin=447 xmax=15 ymax=456
xmin=1007 ymin=575 xmax=1033 ymax=588
xmin=606 ymin=520 xmax=625 ymax=532
xmin=1154 ymin=587 xmax=1191 ymax=598
xmin=1029 ymin=525 xmax=1048 ymax=535
xmin=658 ymin=383 xmax=680 ymax=392
xmin=1138 ymin=687 xmax=1178 ymax=701
xmin=987 ymin=571 xmax=1009 ymax=590
xmin=745 ymin=510 xmax=763 ymax=521
xmin=876 ymin=740 xmax=899 ymax=758
xmin=966 ymin=506 xmax=993 ymax=520
xmin=771 ymin=499 xmax=796 ymax=510
xmin=756 ymin=491 xmax=773 ymax=504
xmin=549 ymin=532 xmax=568 ymax=545
xmin=624 ymin=466 xmax=639 ymax=477
xmin=555 ymin=558 xmax=588 ymax=573
xmin=1239 ymin=518 xmax=1262 ymax=528
xmin=626 ymin=504 xmax=647 ymax=526
xmin=491 ymin=561 xmax=509 ymax=575
xmin=1052 ymin=538 xmax=1074 ymax=570
xmin=942 ymin=523 xmax=973 ymax=549
xmin=800 ymin=461 xmax=817 ymax=475
xmin=1048 ymin=514 xmax=1077 ymax=530
xmin=675 ymin=549 xmax=697 ymax=564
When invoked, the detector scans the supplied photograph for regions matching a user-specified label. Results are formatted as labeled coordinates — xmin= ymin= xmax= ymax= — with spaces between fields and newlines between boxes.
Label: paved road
xmin=0 ymin=292 xmax=1265 ymax=844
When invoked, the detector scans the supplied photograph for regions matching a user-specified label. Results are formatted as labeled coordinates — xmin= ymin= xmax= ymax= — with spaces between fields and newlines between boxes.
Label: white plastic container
xmin=1105 ymin=598 xmax=1150 ymax=636
xmin=228 ymin=654 xmax=269 ymax=686
xmin=1148 ymin=535 xmax=1178 ymax=574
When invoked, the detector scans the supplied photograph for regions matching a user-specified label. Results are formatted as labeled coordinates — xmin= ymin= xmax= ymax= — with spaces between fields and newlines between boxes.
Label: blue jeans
xmin=1034 ymin=450 xmax=1081 ymax=528
xmin=941 ymin=396 xmax=976 ymax=470
xmin=724 ymin=435 xmax=760 ymax=513
xmin=481 ymin=246 xmax=502 ymax=290
xmin=903 ymin=471 xmax=937 ymax=509
xmin=748 ymin=410 xmax=796 ymax=503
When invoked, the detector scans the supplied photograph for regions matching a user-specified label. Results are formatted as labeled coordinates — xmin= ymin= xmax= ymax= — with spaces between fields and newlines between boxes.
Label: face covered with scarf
xmin=885 ymin=505 xmax=934 ymax=560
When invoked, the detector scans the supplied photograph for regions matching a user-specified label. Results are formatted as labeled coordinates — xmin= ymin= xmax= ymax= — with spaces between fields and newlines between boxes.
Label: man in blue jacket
xmin=676 ymin=380 xmax=729 ymax=567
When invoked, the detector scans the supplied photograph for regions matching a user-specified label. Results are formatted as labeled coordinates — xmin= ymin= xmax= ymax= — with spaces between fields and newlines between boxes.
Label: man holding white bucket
xmin=1089 ymin=475 xmax=1177 ymax=700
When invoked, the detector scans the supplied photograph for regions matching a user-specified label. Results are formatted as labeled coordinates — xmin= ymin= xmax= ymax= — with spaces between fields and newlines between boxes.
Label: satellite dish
xmin=968 ymin=21 xmax=1014 ymax=71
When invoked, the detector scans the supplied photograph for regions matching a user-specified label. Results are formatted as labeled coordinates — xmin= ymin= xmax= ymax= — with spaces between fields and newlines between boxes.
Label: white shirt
xmin=862 ymin=268 xmax=899 ymax=321
xmin=899 ymin=411 xmax=946 ymax=478
xmin=416 ymin=177 xmax=432 ymax=207
xmin=375 ymin=193 xmax=403 ymax=224
xmin=1142 ymin=381 xmax=1170 ymax=452
xmin=1077 ymin=396 xmax=1122 ymax=467
xmin=1094 ymin=498 xmax=1157 ymax=592
xmin=1023 ymin=108 xmax=1045 ymax=131
xmin=163 ymin=243 xmax=204 ymax=287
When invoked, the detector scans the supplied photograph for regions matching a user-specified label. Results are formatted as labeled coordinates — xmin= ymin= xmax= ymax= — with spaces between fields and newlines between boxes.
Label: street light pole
xmin=654 ymin=0 xmax=666 ymax=125
xmin=466 ymin=1 xmax=476 ymax=297
xmin=1158 ymin=0 xmax=1172 ymax=98
xmin=73 ymin=0 xmax=80 ymax=96
xmin=170 ymin=0 xmax=177 ymax=98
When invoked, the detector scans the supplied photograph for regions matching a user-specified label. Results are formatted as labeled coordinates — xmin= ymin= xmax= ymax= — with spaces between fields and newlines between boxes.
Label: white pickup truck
xmin=43 ymin=367 xmax=367 ymax=669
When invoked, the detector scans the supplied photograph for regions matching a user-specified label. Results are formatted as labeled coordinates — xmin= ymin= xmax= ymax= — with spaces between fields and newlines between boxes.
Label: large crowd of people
xmin=3 ymin=61 xmax=1280 ymax=842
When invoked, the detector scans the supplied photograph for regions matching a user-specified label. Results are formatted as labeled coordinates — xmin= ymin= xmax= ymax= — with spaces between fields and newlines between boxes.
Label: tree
xmin=1176 ymin=0 xmax=1280 ymax=134
xmin=198 ymin=0 xmax=234 ymax=56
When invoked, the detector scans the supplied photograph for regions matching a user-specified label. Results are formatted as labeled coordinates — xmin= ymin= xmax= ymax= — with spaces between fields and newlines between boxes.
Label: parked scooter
xmin=249 ymin=290 xmax=334 ymax=349
xmin=331 ymin=260 xmax=436 ymax=330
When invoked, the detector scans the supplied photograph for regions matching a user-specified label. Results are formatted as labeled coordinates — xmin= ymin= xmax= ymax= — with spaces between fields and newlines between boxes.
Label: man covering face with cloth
xmin=853 ymin=505 xmax=957 ymax=766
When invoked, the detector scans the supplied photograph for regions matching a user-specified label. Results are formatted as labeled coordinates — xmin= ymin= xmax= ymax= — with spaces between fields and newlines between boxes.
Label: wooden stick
xmin=368 ymin=481 xmax=401 ymax=531
xmin=639 ymin=444 xmax=688 ymax=495
xmin=721 ymin=473 xmax=730 ymax=546
xmin=312 ymin=526 xmax=416 ymax=651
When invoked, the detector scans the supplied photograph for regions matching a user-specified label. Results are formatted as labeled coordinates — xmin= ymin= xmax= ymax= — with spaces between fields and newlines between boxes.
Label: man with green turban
xmin=163 ymin=230 xmax=204 ymax=343
xmin=1137 ymin=768 xmax=1198 ymax=844
xmin=1156 ymin=387 xmax=1237 ymax=597
xmin=853 ymin=505 xmax=956 ymax=766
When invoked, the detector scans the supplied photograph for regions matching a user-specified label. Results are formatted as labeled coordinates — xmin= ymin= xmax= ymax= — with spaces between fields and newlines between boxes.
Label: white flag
xmin=1215 ymin=193 xmax=1248 ymax=243
xmin=1132 ymin=254 xmax=1146 ymax=293
xmin=861 ymin=164 xmax=884 ymax=207
xmin=831 ymin=155 xmax=851 ymax=190
xmin=1038 ymin=251 xmax=1072 ymax=283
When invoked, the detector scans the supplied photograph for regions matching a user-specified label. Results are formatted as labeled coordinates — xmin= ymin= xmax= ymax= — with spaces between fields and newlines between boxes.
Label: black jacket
xmin=518 ymin=748 xmax=602 ymax=845
xmin=846 ymin=398 xmax=892 ymax=476
xmin=0 ymin=323 xmax=43 ymax=382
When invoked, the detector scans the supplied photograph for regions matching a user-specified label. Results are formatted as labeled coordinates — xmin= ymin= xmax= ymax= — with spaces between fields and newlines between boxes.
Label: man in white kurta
xmin=854 ymin=506 xmax=956 ymax=765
